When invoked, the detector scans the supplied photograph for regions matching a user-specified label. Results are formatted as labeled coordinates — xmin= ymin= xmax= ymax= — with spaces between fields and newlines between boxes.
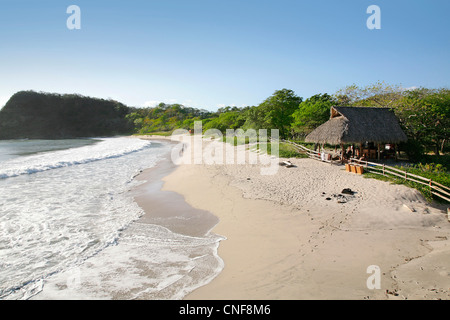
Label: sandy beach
xmin=138 ymin=136 xmax=450 ymax=300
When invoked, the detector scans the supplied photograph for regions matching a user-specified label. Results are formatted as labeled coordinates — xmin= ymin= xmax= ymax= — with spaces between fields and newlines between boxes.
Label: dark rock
xmin=341 ymin=188 xmax=355 ymax=195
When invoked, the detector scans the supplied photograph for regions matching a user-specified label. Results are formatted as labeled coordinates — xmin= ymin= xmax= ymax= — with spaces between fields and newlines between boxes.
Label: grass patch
xmin=221 ymin=136 xmax=308 ymax=158
xmin=221 ymin=136 xmax=252 ymax=146
xmin=417 ymin=155 xmax=450 ymax=172
xmin=260 ymin=142 xmax=308 ymax=158
xmin=275 ymin=142 xmax=309 ymax=158
xmin=363 ymin=172 xmax=435 ymax=202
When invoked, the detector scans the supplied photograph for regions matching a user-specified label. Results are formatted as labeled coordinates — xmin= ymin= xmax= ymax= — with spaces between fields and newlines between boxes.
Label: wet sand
xmin=133 ymin=153 xmax=218 ymax=238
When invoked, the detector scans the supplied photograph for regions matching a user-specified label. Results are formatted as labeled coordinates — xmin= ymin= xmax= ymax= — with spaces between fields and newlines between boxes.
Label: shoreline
xmin=131 ymin=137 xmax=225 ymax=299
xmin=30 ymin=137 xmax=225 ymax=300
xmin=133 ymin=148 xmax=219 ymax=238
xmin=133 ymin=136 xmax=450 ymax=300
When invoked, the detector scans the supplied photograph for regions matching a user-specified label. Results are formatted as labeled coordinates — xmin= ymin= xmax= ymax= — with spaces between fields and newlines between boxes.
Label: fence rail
xmin=274 ymin=139 xmax=449 ymax=204
xmin=349 ymin=157 xmax=450 ymax=203
xmin=280 ymin=139 xmax=340 ymax=165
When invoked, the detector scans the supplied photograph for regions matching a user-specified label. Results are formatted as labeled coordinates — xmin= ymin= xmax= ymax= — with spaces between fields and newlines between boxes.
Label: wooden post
xmin=377 ymin=143 xmax=381 ymax=161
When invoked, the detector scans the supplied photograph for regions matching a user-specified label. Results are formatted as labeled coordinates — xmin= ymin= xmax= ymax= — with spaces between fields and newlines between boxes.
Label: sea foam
xmin=0 ymin=138 xmax=163 ymax=298
xmin=0 ymin=137 xmax=152 ymax=179
xmin=0 ymin=137 xmax=224 ymax=300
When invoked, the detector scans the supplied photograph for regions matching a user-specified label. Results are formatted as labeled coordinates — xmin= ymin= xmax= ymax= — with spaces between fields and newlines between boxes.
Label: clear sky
xmin=0 ymin=0 xmax=449 ymax=111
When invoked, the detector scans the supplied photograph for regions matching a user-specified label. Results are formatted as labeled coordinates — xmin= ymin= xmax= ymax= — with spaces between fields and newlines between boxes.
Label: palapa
xmin=305 ymin=106 xmax=407 ymax=145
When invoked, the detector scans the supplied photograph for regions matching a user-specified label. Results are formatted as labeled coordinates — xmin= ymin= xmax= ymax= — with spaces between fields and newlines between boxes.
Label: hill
xmin=0 ymin=91 xmax=133 ymax=139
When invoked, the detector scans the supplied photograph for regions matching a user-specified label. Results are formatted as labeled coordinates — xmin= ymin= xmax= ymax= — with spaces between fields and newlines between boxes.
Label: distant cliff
xmin=0 ymin=91 xmax=134 ymax=139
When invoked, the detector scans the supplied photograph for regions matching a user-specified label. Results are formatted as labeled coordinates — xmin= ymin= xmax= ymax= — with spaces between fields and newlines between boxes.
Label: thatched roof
xmin=305 ymin=106 xmax=408 ymax=145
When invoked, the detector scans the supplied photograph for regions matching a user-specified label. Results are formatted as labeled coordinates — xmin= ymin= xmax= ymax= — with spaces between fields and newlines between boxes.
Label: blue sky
xmin=0 ymin=0 xmax=449 ymax=111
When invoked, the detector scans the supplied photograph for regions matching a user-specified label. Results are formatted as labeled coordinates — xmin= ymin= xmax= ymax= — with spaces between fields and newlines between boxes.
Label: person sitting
xmin=345 ymin=147 xmax=353 ymax=159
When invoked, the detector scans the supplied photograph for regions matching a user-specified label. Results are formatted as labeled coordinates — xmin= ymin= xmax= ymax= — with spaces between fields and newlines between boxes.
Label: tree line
xmin=128 ymin=82 xmax=449 ymax=161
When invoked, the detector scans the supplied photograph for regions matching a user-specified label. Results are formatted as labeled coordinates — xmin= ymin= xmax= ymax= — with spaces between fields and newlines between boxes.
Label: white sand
xmin=157 ymin=136 xmax=450 ymax=299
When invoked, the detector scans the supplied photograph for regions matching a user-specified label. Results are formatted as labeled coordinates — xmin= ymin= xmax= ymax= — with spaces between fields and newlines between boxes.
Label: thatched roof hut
xmin=305 ymin=106 xmax=407 ymax=145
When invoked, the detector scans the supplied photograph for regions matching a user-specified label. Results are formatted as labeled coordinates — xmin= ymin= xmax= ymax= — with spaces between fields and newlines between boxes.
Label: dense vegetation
xmin=0 ymin=91 xmax=133 ymax=139
xmin=129 ymin=83 xmax=449 ymax=162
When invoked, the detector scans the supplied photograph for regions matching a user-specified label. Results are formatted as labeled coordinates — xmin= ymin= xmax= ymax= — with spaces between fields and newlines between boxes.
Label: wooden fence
xmin=275 ymin=139 xmax=449 ymax=204
xmin=349 ymin=157 xmax=450 ymax=203
xmin=281 ymin=139 xmax=340 ymax=165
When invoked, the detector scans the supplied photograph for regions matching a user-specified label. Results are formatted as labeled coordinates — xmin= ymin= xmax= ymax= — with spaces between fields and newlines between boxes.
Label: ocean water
xmin=0 ymin=137 xmax=223 ymax=300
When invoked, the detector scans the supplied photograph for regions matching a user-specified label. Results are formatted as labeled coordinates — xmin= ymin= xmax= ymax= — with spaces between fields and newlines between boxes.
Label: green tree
xmin=203 ymin=111 xmax=244 ymax=133
xmin=241 ymin=106 xmax=264 ymax=131
xmin=291 ymin=93 xmax=335 ymax=138
xmin=394 ymin=88 xmax=450 ymax=156
xmin=257 ymin=89 xmax=302 ymax=138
